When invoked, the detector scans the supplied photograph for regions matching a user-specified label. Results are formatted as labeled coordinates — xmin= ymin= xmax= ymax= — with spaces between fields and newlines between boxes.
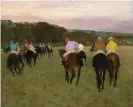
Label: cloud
xmin=1 ymin=14 xmax=47 ymax=22
xmin=110 ymin=19 xmax=133 ymax=33
xmin=1 ymin=1 xmax=133 ymax=33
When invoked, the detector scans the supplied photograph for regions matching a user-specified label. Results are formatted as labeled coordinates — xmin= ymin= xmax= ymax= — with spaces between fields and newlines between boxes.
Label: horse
xmin=107 ymin=52 xmax=120 ymax=87
xmin=77 ymin=50 xmax=87 ymax=66
xmin=35 ymin=46 xmax=43 ymax=57
xmin=92 ymin=53 xmax=108 ymax=92
xmin=3 ymin=46 xmax=10 ymax=53
xmin=45 ymin=46 xmax=53 ymax=58
xmin=24 ymin=50 xmax=38 ymax=67
xmin=7 ymin=53 xmax=24 ymax=76
xmin=58 ymin=49 xmax=87 ymax=85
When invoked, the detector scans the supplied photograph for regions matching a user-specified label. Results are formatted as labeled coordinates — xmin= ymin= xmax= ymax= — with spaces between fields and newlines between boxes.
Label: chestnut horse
xmin=107 ymin=52 xmax=120 ymax=87
xmin=58 ymin=49 xmax=86 ymax=85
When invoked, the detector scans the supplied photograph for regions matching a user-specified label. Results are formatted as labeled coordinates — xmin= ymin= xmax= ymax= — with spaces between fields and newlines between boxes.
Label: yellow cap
xmin=108 ymin=37 xmax=113 ymax=40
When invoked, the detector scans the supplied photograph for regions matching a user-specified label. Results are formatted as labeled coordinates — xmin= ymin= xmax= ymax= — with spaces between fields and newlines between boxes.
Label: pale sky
xmin=1 ymin=0 xmax=133 ymax=33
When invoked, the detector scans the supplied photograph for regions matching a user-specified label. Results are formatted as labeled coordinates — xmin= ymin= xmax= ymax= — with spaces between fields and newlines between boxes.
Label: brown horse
xmin=58 ymin=49 xmax=84 ymax=85
xmin=92 ymin=53 xmax=108 ymax=92
xmin=107 ymin=52 xmax=120 ymax=87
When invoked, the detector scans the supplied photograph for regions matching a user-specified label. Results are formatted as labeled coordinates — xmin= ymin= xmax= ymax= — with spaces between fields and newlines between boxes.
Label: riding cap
xmin=24 ymin=40 xmax=27 ymax=42
xmin=10 ymin=40 xmax=14 ymax=44
xmin=108 ymin=37 xmax=113 ymax=40
xmin=97 ymin=36 xmax=102 ymax=41
xmin=65 ymin=36 xmax=70 ymax=41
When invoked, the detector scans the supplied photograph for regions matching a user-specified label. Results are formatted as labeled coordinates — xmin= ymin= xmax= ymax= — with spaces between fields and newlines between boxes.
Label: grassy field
xmin=1 ymin=46 xmax=133 ymax=107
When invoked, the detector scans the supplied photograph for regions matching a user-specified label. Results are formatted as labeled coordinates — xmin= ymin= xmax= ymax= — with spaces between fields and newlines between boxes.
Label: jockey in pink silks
xmin=62 ymin=36 xmax=79 ymax=65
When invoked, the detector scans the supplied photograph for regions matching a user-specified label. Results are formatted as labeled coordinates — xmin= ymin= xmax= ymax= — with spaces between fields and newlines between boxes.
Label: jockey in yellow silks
xmin=106 ymin=37 xmax=118 ymax=55
xmin=106 ymin=36 xmax=120 ymax=66
xmin=62 ymin=36 xmax=79 ymax=65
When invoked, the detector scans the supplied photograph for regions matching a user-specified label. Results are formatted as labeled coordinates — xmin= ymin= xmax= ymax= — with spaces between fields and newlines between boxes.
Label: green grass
xmin=1 ymin=47 xmax=133 ymax=107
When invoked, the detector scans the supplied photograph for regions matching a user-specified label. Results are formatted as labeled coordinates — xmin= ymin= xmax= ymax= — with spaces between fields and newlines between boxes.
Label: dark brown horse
xmin=58 ymin=49 xmax=85 ymax=85
xmin=92 ymin=53 xmax=108 ymax=92
xmin=107 ymin=52 xmax=120 ymax=87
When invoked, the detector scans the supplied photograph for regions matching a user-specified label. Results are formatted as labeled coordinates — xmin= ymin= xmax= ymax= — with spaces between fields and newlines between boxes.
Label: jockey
xmin=9 ymin=40 xmax=18 ymax=55
xmin=29 ymin=42 xmax=36 ymax=53
xmin=16 ymin=42 xmax=20 ymax=54
xmin=39 ymin=43 xmax=43 ymax=51
xmin=92 ymin=36 xmax=106 ymax=67
xmin=106 ymin=37 xmax=118 ymax=55
xmin=42 ymin=43 xmax=45 ymax=48
xmin=39 ymin=43 xmax=42 ymax=48
xmin=106 ymin=36 xmax=120 ymax=66
xmin=62 ymin=36 xmax=79 ymax=64
xmin=94 ymin=36 xmax=106 ymax=55
xmin=78 ymin=42 xmax=84 ymax=52
xmin=24 ymin=40 xmax=29 ymax=51
xmin=48 ymin=42 xmax=52 ymax=50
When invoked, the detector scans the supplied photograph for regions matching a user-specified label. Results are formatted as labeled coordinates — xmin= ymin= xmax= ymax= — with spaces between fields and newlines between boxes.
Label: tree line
xmin=1 ymin=20 xmax=133 ymax=47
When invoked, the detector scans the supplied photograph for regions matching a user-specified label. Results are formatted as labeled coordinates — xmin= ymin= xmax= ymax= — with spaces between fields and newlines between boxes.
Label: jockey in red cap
xmin=62 ymin=36 xmax=79 ymax=65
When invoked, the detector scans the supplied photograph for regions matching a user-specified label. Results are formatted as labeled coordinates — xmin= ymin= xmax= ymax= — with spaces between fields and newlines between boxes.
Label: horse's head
xmin=58 ymin=49 xmax=66 ymax=58
xmin=3 ymin=47 xmax=10 ymax=53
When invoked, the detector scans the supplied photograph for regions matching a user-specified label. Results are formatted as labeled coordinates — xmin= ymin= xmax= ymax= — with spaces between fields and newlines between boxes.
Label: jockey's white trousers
xmin=63 ymin=50 xmax=77 ymax=58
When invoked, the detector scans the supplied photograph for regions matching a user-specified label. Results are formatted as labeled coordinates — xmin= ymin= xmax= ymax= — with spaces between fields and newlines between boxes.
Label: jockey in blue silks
xmin=9 ymin=40 xmax=18 ymax=55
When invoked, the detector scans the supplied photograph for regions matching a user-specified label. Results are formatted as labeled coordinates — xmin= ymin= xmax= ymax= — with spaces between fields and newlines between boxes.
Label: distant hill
xmin=68 ymin=29 xmax=133 ymax=37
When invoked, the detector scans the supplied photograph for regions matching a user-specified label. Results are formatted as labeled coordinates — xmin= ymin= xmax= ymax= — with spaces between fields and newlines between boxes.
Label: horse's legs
xmin=18 ymin=56 xmax=24 ymax=73
xmin=108 ymin=67 xmax=113 ymax=86
xmin=14 ymin=65 xmax=20 ymax=75
xmin=33 ymin=54 xmax=37 ymax=66
xmin=84 ymin=55 xmax=87 ymax=66
xmin=114 ymin=68 xmax=118 ymax=87
xmin=29 ymin=58 xmax=32 ymax=67
xmin=76 ymin=66 xmax=81 ymax=85
xmin=9 ymin=66 xmax=15 ymax=76
xmin=70 ymin=68 xmax=75 ymax=84
xmin=95 ymin=68 xmax=100 ymax=92
xmin=17 ymin=64 xmax=21 ymax=74
xmin=100 ymin=69 xmax=103 ymax=86
xmin=65 ymin=69 xmax=69 ymax=83
xmin=102 ymin=68 xmax=106 ymax=89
